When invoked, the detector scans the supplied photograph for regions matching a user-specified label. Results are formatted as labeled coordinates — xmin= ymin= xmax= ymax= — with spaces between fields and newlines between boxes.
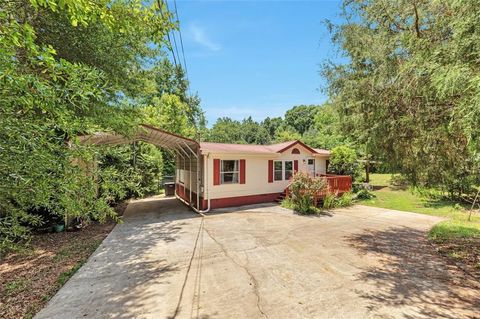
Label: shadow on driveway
xmin=347 ymin=227 xmax=480 ymax=319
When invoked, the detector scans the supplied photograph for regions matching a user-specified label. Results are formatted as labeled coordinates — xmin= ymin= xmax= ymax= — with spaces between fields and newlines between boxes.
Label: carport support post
xmin=197 ymin=150 xmax=200 ymax=209
xmin=189 ymin=153 xmax=192 ymax=204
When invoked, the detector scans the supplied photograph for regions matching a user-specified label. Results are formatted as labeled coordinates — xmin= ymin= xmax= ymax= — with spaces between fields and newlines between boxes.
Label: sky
xmin=171 ymin=0 xmax=345 ymax=125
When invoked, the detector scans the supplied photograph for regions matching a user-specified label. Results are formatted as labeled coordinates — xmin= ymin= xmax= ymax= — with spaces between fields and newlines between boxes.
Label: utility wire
xmin=157 ymin=0 xmax=178 ymax=68
xmin=165 ymin=0 xmax=182 ymax=72
xmin=173 ymin=0 xmax=190 ymax=82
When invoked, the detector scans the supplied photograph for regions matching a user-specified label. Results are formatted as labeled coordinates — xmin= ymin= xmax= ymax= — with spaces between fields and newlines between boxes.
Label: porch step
xmin=274 ymin=191 xmax=287 ymax=203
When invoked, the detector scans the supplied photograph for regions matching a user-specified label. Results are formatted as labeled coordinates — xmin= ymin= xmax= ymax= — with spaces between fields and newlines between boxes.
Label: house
xmin=80 ymin=124 xmax=351 ymax=213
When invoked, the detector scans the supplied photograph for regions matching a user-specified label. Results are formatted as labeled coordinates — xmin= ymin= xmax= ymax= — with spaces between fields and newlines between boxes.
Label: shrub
xmin=338 ymin=192 xmax=353 ymax=206
xmin=288 ymin=172 xmax=327 ymax=214
xmin=354 ymin=189 xmax=376 ymax=200
xmin=281 ymin=197 xmax=295 ymax=209
xmin=323 ymin=192 xmax=355 ymax=209
xmin=328 ymin=145 xmax=361 ymax=181
xmin=322 ymin=193 xmax=337 ymax=209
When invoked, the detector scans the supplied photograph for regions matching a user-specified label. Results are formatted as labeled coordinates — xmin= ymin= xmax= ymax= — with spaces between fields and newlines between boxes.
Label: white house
xmin=80 ymin=125 xmax=351 ymax=213
xmin=176 ymin=139 xmax=332 ymax=210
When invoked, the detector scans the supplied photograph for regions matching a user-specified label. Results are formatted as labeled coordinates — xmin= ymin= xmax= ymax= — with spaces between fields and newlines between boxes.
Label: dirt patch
xmin=431 ymin=237 xmax=480 ymax=280
xmin=0 ymin=221 xmax=116 ymax=319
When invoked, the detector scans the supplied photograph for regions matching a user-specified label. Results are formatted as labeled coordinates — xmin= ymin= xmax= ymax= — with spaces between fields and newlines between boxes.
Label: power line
xmin=164 ymin=0 xmax=182 ymax=71
xmin=157 ymin=0 xmax=178 ymax=68
xmin=173 ymin=0 xmax=190 ymax=81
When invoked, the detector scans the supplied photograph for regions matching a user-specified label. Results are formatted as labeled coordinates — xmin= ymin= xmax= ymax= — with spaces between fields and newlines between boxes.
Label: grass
xmin=4 ymin=279 xmax=29 ymax=297
xmin=361 ymin=174 xmax=480 ymax=275
xmin=57 ymin=262 xmax=84 ymax=286
xmin=361 ymin=174 xmax=480 ymax=222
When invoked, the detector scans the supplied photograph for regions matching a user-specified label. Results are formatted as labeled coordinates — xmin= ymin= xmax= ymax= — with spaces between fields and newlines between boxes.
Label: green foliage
xmin=280 ymin=197 xmax=295 ymax=209
xmin=206 ymin=103 xmax=350 ymax=148
xmin=207 ymin=117 xmax=270 ymax=144
xmin=324 ymin=0 xmax=480 ymax=198
xmin=0 ymin=0 xmax=174 ymax=252
xmin=98 ymin=143 xmax=163 ymax=200
xmin=301 ymin=104 xmax=347 ymax=149
xmin=284 ymin=105 xmax=319 ymax=135
xmin=294 ymin=196 xmax=316 ymax=215
xmin=57 ymin=262 xmax=83 ymax=286
xmin=322 ymin=192 xmax=354 ymax=209
xmin=322 ymin=193 xmax=337 ymax=210
xmin=328 ymin=146 xmax=361 ymax=180
xmin=354 ymin=188 xmax=376 ymax=200
xmin=429 ymin=221 xmax=480 ymax=241
xmin=288 ymin=172 xmax=327 ymax=214
xmin=274 ymin=126 xmax=302 ymax=143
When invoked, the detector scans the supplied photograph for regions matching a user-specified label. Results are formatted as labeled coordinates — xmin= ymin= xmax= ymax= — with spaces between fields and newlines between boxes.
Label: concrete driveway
xmin=36 ymin=197 xmax=480 ymax=319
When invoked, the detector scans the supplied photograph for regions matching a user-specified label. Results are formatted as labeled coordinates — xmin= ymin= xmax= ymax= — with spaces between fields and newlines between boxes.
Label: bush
xmin=354 ymin=189 xmax=376 ymax=200
xmin=328 ymin=145 xmax=361 ymax=181
xmin=280 ymin=197 xmax=295 ymax=209
xmin=322 ymin=192 xmax=354 ymax=209
xmin=288 ymin=172 xmax=327 ymax=214
xmin=322 ymin=193 xmax=337 ymax=209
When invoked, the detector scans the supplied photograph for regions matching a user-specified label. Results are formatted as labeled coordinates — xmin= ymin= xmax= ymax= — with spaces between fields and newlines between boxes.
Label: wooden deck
xmin=285 ymin=174 xmax=353 ymax=203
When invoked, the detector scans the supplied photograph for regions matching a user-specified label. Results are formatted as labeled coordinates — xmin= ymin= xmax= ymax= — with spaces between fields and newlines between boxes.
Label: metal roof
xmin=78 ymin=125 xmax=330 ymax=157
xmin=200 ymin=140 xmax=330 ymax=156
xmin=78 ymin=124 xmax=199 ymax=156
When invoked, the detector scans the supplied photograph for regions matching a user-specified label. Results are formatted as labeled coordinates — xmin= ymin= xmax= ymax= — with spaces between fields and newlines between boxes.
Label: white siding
xmin=204 ymin=144 xmax=328 ymax=200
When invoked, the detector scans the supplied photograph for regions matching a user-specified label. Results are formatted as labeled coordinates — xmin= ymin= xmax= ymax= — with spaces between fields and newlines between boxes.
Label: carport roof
xmin=78 ymin=125 xmax=330 ymax=157
xmin=78 ymin=124 xmax=199 ymax=155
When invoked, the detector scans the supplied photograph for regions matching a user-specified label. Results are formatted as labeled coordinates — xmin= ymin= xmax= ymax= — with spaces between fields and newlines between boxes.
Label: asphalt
xmin=35 ymin=196 xmax=480 ymax=319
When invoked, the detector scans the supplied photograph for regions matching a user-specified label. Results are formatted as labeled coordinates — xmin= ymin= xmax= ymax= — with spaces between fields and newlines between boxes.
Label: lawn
xmin=361 ymin=174 xmax=480 ymax=274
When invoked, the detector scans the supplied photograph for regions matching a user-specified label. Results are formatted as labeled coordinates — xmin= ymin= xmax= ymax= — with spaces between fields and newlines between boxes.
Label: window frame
xmin=178 ymin=169 xmax=184 ymax=184
xmin=220 ymin=160 xmax=240 ymax=184
xmin=284 ymin=160 xmax=293 ymax=180
xmin=274 ymin=160 xmax=283 ymax=181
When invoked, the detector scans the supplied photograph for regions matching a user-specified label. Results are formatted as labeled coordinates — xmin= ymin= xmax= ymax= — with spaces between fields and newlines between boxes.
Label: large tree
xmin=324 ymin=0 xmax=480 ymax=197
xmin=284 ymin=105 xmax=320 ymax=135
xmin=0 ymin=0 xmax=173 ymax=251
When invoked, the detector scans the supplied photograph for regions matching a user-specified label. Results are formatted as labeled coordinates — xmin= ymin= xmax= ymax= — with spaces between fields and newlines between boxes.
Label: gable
xmin=276 ymin=140 xmax=317 ymax=155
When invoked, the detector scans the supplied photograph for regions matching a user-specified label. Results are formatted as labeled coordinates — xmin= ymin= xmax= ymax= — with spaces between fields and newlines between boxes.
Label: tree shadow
xmin=35 ymin=197 xmax=205 ymax=319
xmin=346 ymin=227 xmax=480 ymax=318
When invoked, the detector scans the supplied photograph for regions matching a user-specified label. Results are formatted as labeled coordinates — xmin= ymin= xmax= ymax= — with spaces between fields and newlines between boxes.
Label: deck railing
xmin=320 ymin=174 xmax=352 ymax=195
xmin=285 ymin=174 xmax=352 ymax=200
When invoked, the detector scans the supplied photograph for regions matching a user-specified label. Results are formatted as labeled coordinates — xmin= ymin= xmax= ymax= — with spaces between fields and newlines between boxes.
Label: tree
xmin=261 ymin=117 xmax=284 ymax=137
xmin=274 ymin=126 xmax=302 ymax=143
xmin=328 ymin=146 xmax=360 ymax=180
xmin=301 ymin=103 xmax=347 ymax=149
xmin=206 ymin=118 xmax=244 ymax=143
xmin=284 ymin=105 xmax=320 ymax=135
xmin=241 ymin=117 xmax=271 ymax=144
xmin=323 ymin=0 xmax=480 ymax=197
xmin=0 ymin=0 xmax=173 ymax=252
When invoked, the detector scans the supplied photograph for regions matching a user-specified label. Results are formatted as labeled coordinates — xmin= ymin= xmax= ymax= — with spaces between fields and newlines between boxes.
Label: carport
xmin=78 ymin=124 xmax=209 ymax=213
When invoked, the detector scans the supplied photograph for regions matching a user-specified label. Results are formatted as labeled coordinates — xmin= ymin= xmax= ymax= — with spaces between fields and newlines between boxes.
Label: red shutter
xmin=268 ymin=160 xmax=273 ymax=183
xmin=213 ymin=159 xmax=220 ymax=185
xmin=240 ymin=159 xmax=246 ymax=184
xmin=294 ymin=160 xmax=298 ymax=173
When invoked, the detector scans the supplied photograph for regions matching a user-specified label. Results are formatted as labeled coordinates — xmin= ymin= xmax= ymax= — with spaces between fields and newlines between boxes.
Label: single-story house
xmin=80 ymin=124 xmax=351 ymax=213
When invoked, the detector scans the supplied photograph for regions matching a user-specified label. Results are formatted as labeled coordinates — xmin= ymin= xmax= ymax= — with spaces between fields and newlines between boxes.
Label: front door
xmin=307 ymin=158 xmax=315 ymax=176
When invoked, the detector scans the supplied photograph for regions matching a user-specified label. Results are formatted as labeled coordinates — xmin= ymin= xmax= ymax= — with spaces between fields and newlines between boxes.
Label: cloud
xmin=189 ymin=24 xmax=221 ymax=52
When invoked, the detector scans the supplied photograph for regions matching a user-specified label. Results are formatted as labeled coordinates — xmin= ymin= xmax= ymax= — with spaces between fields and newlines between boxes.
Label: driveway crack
xmin=203 ymin=226 xmax=269 ymax=319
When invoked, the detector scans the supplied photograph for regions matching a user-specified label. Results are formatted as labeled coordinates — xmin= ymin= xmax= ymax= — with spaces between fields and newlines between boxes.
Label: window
xmin=221 ymin=160 xmax=239 ymax=184
xmin=274 ymin=161 xmax=283 ymax=181
xmin=291 ymin=148 xmax=300 ymax=154
xmin=179 ymin=169 xmax=184 ymax=184
xmin=285 ymin=161 xmax=293 ymax=180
